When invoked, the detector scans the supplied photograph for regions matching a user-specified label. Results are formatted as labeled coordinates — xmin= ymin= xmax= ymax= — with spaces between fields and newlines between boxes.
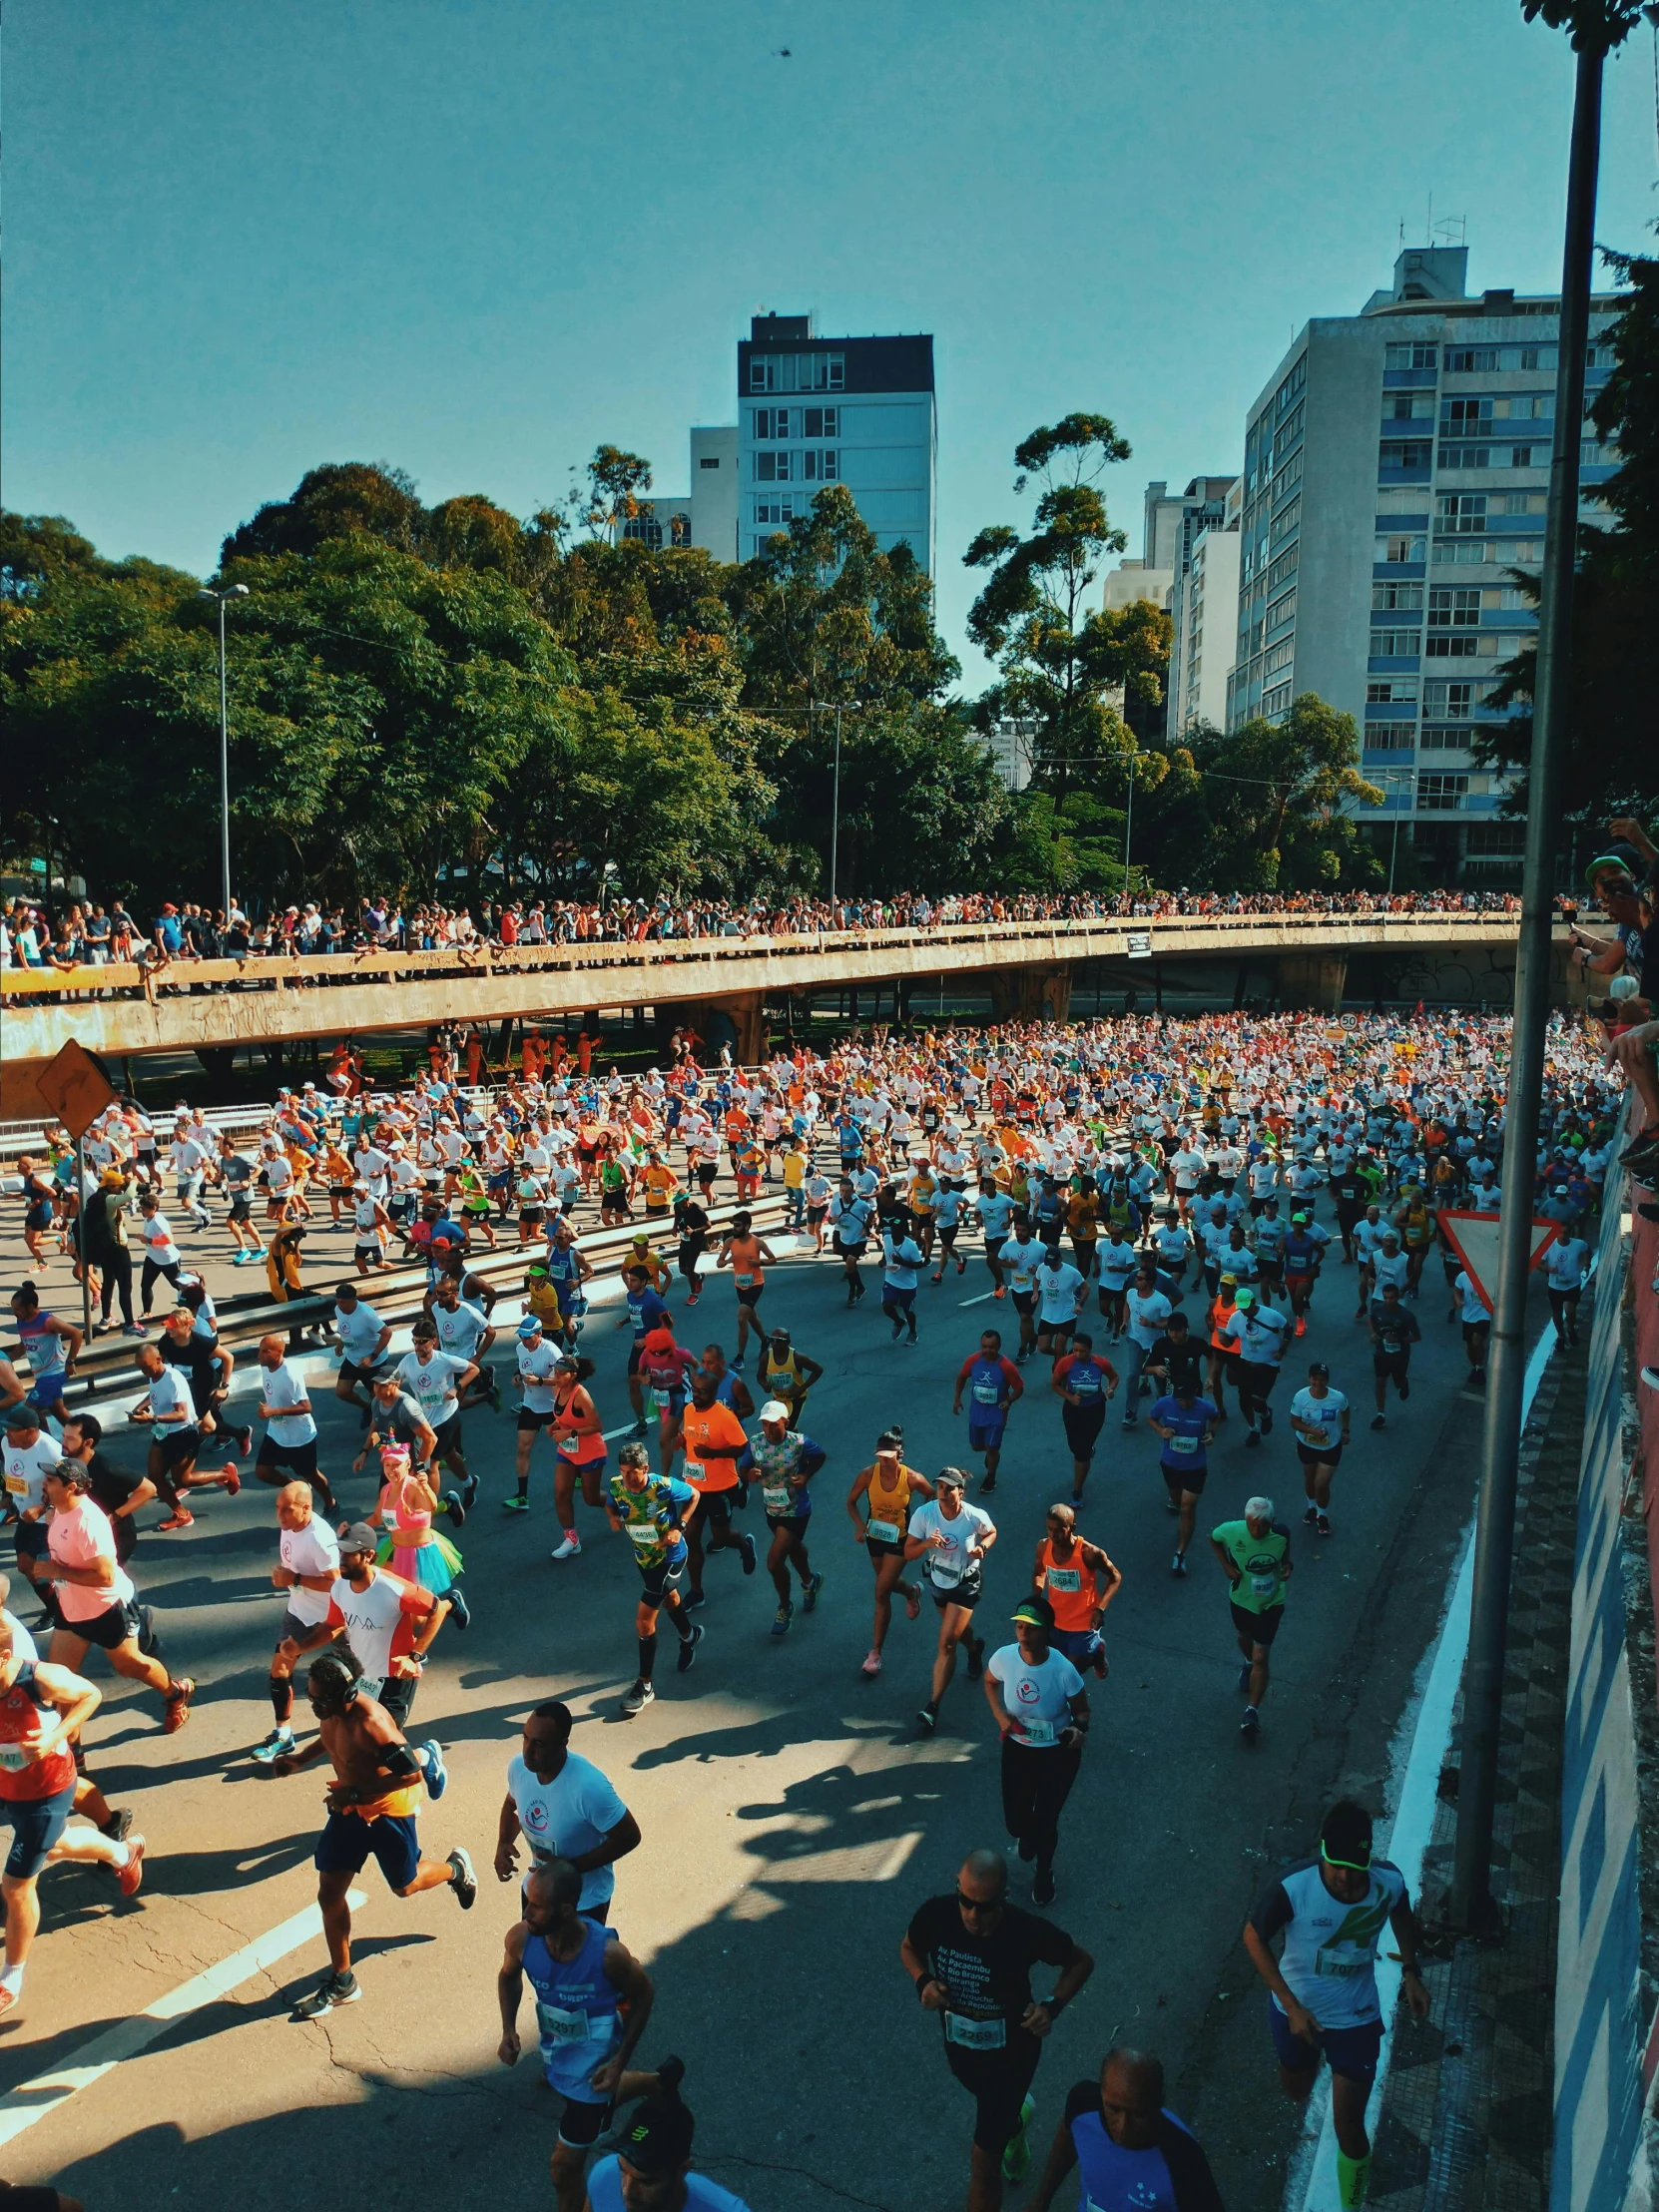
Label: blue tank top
xmin=523 ymin=1918 xmax=622 ymax=2093
xmin=966 ymin=1355 xmax=1009 ymax=1410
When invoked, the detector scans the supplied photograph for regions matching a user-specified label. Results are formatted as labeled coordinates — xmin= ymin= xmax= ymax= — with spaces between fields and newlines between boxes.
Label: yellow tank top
xmin=864 ymin=1459 xmax=917 ymax=1541
xmin=760 ymin=1348 xmax=803 ymax=1392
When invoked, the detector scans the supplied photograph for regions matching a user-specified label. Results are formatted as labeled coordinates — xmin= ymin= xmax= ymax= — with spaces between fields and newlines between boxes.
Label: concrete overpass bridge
xmin=0 ymin=909 xmax=1567 ymax=1116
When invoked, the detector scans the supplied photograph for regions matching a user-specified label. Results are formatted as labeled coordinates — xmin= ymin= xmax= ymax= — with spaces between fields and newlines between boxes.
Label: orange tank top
xmin=1037 ymin=1538 xmax=1098 ymax=1631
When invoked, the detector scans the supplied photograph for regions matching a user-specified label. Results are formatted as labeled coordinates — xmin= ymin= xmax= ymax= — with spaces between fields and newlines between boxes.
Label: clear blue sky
xmin=7 ymin=0 xmax=1656 ymax=687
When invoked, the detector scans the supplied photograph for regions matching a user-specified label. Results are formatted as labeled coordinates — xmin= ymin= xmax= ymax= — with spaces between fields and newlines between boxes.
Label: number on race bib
xmin=865 ymin=1518 xmax=899 ymax=1544
xmin=761 ymin=1484 xmax=794 ymax=1515
xmin=535 ymin=2000 xmax=594 ymax=2044
xmin=944 ymin=2011 xmax=1007 ymax=2050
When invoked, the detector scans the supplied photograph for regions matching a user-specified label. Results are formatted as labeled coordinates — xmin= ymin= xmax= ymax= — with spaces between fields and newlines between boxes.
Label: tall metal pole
xmin=75 ymin=1132 xmax=93 ymax=1356
xmin=1451 ymin=38 xmax=1603 ymax=1931
xmin=1123 ymin=756 xmax=1135 ymax=887
xmin=830 ymin=706 xmax=842 ymax=910
xmin=218 ymin=596 xmax=233 ymax=918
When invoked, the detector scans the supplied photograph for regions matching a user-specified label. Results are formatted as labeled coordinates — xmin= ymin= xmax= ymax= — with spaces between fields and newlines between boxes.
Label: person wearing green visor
xmin=1243 ymin=1799 xmax=1430 ymax=2210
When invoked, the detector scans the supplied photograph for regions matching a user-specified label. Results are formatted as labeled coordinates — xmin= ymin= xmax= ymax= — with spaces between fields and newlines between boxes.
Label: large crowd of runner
xmin=0 ymin=883 xmax=1529 ymax=972
xmin=0 ymin=1002 xmax=1639 ymax=2212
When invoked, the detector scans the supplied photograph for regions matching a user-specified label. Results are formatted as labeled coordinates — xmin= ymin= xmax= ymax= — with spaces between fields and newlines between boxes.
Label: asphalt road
xmin=0 ymin=1194 xmax=1546 ymax=2212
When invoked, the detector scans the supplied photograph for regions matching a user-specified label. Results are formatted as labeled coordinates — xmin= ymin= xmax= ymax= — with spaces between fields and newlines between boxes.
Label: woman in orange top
xmin=550 ymin=1355 xmax=607 ymax=1556
xmin=674 ymin=1372 xmax=756 ymax=1601
xmin=845 ymin=1426 xmax=934 ymax=1677
xmin=715 ymin=1213 xmax=779 ymax=1369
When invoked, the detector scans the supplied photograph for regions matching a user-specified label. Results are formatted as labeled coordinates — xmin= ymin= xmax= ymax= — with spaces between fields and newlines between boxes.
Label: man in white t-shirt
xmin=493 ymin=1702 xmax=640 ymax=1920
xmin=904 ymin=1469 xmax=996 ymax=1737
xmin=252 ymin=1483 xmax=341 ymax=1763
xmin=983 ymin=1595 xmax=1089 ymax=1907
xmin=253 ymin=1335 xmax=331 ymax=1509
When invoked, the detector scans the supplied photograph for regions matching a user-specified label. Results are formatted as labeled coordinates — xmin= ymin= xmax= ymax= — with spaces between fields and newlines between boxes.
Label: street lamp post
xmin=200 ymin=584 xmax=249 ymax=917
xmin=1123 ymin=753 xmax=1136 ymax=888
xmin=829 ymin=705 xmax=843 ymax=911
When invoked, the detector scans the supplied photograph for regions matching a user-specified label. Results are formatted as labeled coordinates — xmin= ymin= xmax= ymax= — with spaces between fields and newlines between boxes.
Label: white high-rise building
xmin=1168 ymin=481 xmax=1243 ymax=736
xmin=1226 ymin=245 xmax=1622 ymax=878
xmin=738 ymin=314 xmax=936 ymax=569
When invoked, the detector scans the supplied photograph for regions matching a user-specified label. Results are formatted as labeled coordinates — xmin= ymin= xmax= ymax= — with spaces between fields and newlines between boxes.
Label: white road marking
xmin=0 ymin=1889 xmax=367 ymax=2151
xmin=956 ymin=1292 xmax=996 ymax=1308
xmin=874 ymin=1832 xmax=923 ymax=1882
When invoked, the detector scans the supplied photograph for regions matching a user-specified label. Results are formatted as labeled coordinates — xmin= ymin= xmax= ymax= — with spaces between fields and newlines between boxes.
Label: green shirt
xmin=1212 ymin=1518 xmax=1291 ymax=1613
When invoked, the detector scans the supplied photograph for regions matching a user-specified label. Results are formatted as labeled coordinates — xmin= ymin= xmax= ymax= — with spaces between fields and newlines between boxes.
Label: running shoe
xmin=771 ymin=1601 xmax=794 ymax=1638
xmin=738 ymin=1533 xmax=758 ymax=1575
xmin=681 ymin=1589 xmax=707 ymax=1611
xmin=903 ymin=1587 xmax=920 ymax=1621
xmin=730 ymin=1357 xmax=745 ymax=1374
xmin=448 ymin=1588 xmax=471 ymax=1629
xmin=1304 ymin=1503 xmax=1320 ymax=1525
xmin=1317 ymin=1511 xmax=1332 ymax=1537
xmin=220 ymin=1466 xmax=241 ymax=1495
xmin=293 ymin=1969 xmax=360 ymax=2018
xmin=1170 ymin=1552 xmax=1187 ymax=1577
xmin=117 ymin=1837 xmax=147 ymax=1898
xmin=447 ymin=1848 xmax=477 ymax=1909
xmin=1245 ymin=1428 xmax=1261 ymax=1449
xmin=861 ymin=1649 xmax=882 ymax=1677
xmin=550 ymin=1534 xmax=582 ymax=1561
xmin=1371 ymin=1414 xmax=1386 ymax=1430
xmin=156 ymin=1510 xmax=195 ymax=1533
xmin=163 ymin=1679 xmax=196 ymax=1733
xmin=1031 ymin=1868 xmax=1056 ymax=1908
xmin=916 ymin=1698 xmax=939 ymax=1733
xmin=502 ymin=1494 xmax=529 ymax=1513
xmin=234 ymin=1426 xmax=255 ymax=1455
xmin=677 ymin=1622 xmax=705 ymax=1673
xmin=621 ymin=1679 xmax=656 ymax=1717
xmin=1241 ymin=1707 xmax=1262 ymax=1741
xmin=1001 ymin=2096 xmax=1036 ymax=2183
xmin=251 ymin=1726 xmax=296 ymax=1765
xmin=420 ymin=1741 xmax=448 ymax=1800
xmin=444 ymin=1490 xmax=466 ymax=1527
xmin=803 ymin=1571 xmax=824 ymax=1613
xmin=993 ymin=1286 xmax=1006 ymax=1299
xmin=978 ymin=1475 xmax=996 ymax=1495
xmin=100 ymin=1808 xmax=135 ymax=1841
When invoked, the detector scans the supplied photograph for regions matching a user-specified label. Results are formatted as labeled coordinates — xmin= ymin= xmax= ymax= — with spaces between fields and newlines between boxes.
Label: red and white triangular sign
xmin=1435 ymin=1209 xmax=1560 ymax=1316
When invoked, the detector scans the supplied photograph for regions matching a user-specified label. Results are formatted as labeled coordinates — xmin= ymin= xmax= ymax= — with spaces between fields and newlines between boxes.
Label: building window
xmin=1266 ymin=586 xmax=1297 ymax=630
xmin=803 ymin=406 xmax=838 ymax=437
xmin=754 ymin=451 xmax=794 ymax=481
xmin=1419 ymin=726 xmax=1471 ymax=750
xmin=1383 ymin=392 xmax=1434 ymax=420
xmin=1519 ymin=346 xmax=1557 ymax=371
xmin=801 ymin=449 xmax=838 ymax=480
xmin=621 ymin=516 xmax=664 ymax=548
xmin=1262 ymin=682 xmax=1294 ymax=719
xmin=1428 ymin=588 xmax=1481 ymax=628
xmin=1372 ymin=581 xmax=1423 ymax=611
xmin=1380 ymin=440 xmax=1433 ymax=471
xmin=1370 ymin=629 xmax=1421 ymax=657
xmin=1443 ymin=345 xmax=1501 ymax=372
xmin=1442 ymin=397 xmax=1492 ymax=433
xmin=1377 ymin=489 xmax=1431 ymax=516
xmin=699 ymin=455 xmax=722 ymax=470
xmin=754 ymin=499 xmax=798 ymax=526
xmin=1423 ymin=679 xmax=1475 ymax=718
xmin=1367 ymin=723 xmax=1416 ymax=749
xmin=1263 ymin=638 xmax=1294 ymax=675
xmin=1265 ymin=547 xmax=1298 ymax=593
xmin=749 ymin=352 xmax=844 ymax=394
xmin=1417 ymin=774 xmax=1469 ymax=810
xmin=1436 ymin=494 xmax=1487 ymax=533
xmin=1377 ymin=533 xmax=1427 ymax=564
xmin=669 ymin=513 xmax=691 ymax=546
xmin=1385 ymin=342 xmax=1438 ymax=369
xmin=1269 ymin=495 xmax=1300 ymax=546
xmin=1465 ymin=823 xmax=1526 ymax=856
xmin=1367 ymin=679 xmax=1418 ymax=704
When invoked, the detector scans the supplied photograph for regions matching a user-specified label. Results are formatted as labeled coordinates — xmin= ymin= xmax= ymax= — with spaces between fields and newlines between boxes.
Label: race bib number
xmin=762 ymin=1484 xmax=794 ymax=1516
xmin=1045 ymin=1567 xmax=1081 ymax=1594
xmin=683 ymin=1460 xmax=705 ymax=1484
xmin=0 ymin=1746 xmax=30 ymax=1772
xmin=626 ymin=1523 xmax=660 ymax=1552
xmin=972 ymin=1383 xmax=1000 ymax=1405
xmin=356 ymin=1675 xmax=385 ymax=1704
xmin=865 ymin=1517 xmax=899 ymax=1544
xmin=1249 ymin=1571 xmax=1280 ymax=1599
xmin=944 ymin=2011 xmax=1007 ymax=2051
xmin=928 ymin=1561 xmax=963 ymax=1588
xmin=3 ymin=1474 xmax=27 ymax=1496
xmin=736 ymin=1272 xmax=757 ymax=1288
xmin=1314 ymin=1946 xmax=1367 ymax=1979
xmin=1018 ymin=1718 xmax=1057 ymax=1746
xmin=1169 ymin=1433 xmax=1198 ymax=1455
xmin=535 ymin=2000 xmax=593 ymax=2044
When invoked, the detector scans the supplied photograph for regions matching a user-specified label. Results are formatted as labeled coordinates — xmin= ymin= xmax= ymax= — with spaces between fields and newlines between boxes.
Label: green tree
xmin=965 ymin=413 xmax=1161 ymax=814
xmin=1186 ymin=696 xmax=1383 ymax=890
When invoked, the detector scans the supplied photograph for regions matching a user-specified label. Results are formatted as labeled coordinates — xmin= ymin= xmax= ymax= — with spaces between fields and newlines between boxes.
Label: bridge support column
xmin=657 ymin=993 xmax=768 ymax=1067
xmin=1277 ymin=953 xmax=1348 ymax=1011
xmin=989 ymin=967 xmax=1073 ymax=1024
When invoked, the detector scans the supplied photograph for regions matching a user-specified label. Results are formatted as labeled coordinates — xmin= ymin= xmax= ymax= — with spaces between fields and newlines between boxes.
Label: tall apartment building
xmin=624 ymin=425 xmax=741 ymax=560
xmin=1226 ymin=244 xmax=1621 ymax=876
xmin=1168 ymin=477 xmax=1244 ymax=735
xmin=738 ymin=314 xmax=936 ymax=568
xmin=1144 ymin=476 xmax=1237 ymax=579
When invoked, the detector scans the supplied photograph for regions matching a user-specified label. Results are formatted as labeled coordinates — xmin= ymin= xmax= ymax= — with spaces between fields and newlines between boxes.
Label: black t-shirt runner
xmin=1331 ymin=1171 xmax=1367 ymax=1218
xmin=1144 ymin=1332 xmax=1205 ymax=1394
xmin=83 ymin=1450 xmax=146 ymax=1519
xmin=906 ymin=1894 xmax=1078 ymax=2060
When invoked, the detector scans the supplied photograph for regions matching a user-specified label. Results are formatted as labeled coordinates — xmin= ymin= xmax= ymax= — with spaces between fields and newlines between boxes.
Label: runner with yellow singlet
xmin=755 ymin=1327 xmax=824 ymax=1426
xmin=845 ymin=1428 xmax=934 ymax=1677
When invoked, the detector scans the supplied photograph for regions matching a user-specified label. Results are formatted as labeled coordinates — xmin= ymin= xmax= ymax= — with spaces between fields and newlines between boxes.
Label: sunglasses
xmin=1321 ymin=1841 xmax=1373 ymax=1873
xmin=956 ymin=1892 xmax=1003 ymax=1915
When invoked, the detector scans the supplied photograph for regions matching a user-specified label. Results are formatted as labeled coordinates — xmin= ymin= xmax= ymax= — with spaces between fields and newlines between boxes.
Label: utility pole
xmin=830 ymin=705 xmax=843 ymax=909
xmin=1451 ymin=21 xmax=1615 ymax=1930
xmin=200 ymin=584 xmax=250 ymax=917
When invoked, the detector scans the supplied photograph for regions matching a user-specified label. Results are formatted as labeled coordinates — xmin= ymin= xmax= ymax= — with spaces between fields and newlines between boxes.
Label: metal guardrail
xmin=7 ymin=1192 xmax=794 ymax=1409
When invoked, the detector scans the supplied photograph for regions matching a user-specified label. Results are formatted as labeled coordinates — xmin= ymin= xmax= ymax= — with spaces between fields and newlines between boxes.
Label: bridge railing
xmin=0 ymin=905 xmax=1543 ymax=1008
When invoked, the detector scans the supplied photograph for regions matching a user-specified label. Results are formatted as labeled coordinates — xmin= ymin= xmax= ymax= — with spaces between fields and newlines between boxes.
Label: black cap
xmin=617 ymin=2091 xmax=695 ymax=2174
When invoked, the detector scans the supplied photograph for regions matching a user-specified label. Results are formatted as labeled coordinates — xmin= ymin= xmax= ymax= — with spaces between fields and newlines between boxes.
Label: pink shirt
xmin=49 ymin=1496 xmax=134 ymax=1624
